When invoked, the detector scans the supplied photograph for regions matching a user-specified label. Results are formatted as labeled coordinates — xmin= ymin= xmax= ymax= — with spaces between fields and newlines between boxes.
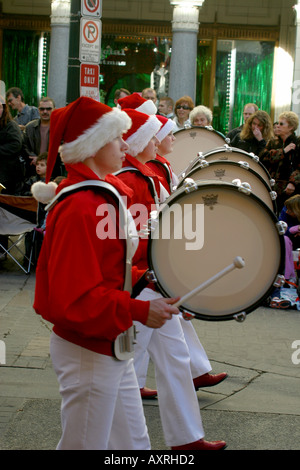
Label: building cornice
xmin=0 ymin=14 xmax=279 ymax=42
xmin=102 ymin=20 xmax=280 ymax=42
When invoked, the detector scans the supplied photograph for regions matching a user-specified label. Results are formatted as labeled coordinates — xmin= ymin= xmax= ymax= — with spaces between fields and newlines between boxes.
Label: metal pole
xmin=66 ymin=0 xmax=81 ymax=103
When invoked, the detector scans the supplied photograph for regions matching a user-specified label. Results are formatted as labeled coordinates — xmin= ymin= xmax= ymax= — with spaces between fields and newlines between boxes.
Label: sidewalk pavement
xmin=0 ymin=259 xmax=300 ymax=451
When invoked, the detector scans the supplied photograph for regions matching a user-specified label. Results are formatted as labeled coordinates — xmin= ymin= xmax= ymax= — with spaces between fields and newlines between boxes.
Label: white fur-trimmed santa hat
xmin=117 ymin=92 xmax=157 ymax=115
xmin=31 ymin=96 xmax=132 ymax=203
xmin=156 ymin=115 xmax=176 ymax=142
xmin=122 ymin=108 xmax=162 ymax=157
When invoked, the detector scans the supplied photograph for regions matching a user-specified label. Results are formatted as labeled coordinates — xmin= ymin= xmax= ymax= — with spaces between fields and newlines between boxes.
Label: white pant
xmin=180 ymin=317 xmax=212 ymax=378
xmin=134 ymin=288 xmax=205 ymax=447
xmin=136 ymin=311 xmax=211 ymax=387
xmin=50 ymin=332 xmax=150 ymax=450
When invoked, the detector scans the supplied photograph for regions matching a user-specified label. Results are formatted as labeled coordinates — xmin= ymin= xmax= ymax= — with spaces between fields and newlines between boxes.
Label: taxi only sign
xmin=80 ymin=63 xmax=100 ymax=100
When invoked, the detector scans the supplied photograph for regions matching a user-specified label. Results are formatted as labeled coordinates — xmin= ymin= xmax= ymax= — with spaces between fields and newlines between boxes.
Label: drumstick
xmin=173 ymin=256 xmax=245 ymax=308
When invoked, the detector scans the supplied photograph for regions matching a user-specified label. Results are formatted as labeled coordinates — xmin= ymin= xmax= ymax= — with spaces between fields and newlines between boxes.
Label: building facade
xmin=0 ymin=0 xmax=299 ymax=134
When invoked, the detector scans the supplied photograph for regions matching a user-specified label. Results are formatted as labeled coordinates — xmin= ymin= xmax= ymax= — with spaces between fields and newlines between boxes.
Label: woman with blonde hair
xmin=173 ymin=95 xmax=194 ymax=132
xmin=260 ymin=111 xmax=300 ymax=195
xmin=189 ymin=105 xmax=213 ymax=127
xmin=230 ymin=110 xmax=273 ymax=155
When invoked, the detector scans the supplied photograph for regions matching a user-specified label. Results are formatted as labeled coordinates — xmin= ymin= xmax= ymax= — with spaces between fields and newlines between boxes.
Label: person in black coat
xmin=0 ymin=95 xmax=24 ymax=260
xmin=260 ymin=111 xmax=300 ymax=196
xmin=0 ymin=95 xmax=24 ymax=195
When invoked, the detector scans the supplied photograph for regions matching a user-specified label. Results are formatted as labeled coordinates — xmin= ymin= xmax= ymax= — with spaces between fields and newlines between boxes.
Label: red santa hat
xmin=122 ymin=108 xmax=162 ymax=157
xmin=31 ymin=96 xmax=131 ymax=203
xmin=156 ymin=115 xmax=176 ymax=142
xmin=117 ymin=92 xmax=157 ymax=115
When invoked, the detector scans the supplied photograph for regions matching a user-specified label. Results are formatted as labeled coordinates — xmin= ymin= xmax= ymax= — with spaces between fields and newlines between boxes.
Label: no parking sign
xmin=80 ymin=17 xmax=101 ymax=63
xmin=81 ymin=0 xmax=102 ymax=17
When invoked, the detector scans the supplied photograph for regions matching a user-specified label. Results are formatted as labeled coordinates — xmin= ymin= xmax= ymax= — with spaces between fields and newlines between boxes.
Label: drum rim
xmin=173 ymin=125 xmax=226 ymax=139
xmin=201 ymin=146 xmax=273 ymax=179
xmin=148 ymin=180 xmax=285 ymax=321
xmin=178 ymin=159 xmax=277 ymax=212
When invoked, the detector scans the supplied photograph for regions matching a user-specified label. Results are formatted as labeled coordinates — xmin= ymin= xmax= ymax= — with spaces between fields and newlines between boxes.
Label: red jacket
xmin=146 ymin=154 xmax=173 ymax=193
xmin=33 ymin=163 xmax=149 ymax=356
xmin=117 ymin=155 xmax=163 ymax=271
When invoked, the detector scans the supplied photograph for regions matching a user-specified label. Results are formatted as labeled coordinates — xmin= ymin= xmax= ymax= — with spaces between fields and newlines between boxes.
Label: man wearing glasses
xmin=22 ymin=97 xmax=59 ymax=177
xmin=6 ymin=87 xmax=40 ymax=131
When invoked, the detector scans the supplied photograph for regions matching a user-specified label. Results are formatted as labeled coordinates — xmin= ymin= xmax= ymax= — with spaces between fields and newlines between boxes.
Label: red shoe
xmin=171 ymin=438 xmax=227 ymax=450
xmin=194 ymin=372 xmax=228 ymax=390
xmin=140 ymin=387 xmax=157 ymax=399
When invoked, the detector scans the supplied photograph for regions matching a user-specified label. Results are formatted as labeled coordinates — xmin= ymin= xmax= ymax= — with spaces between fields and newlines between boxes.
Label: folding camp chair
xmin=0 ymin=194 xmax=38 ymax=274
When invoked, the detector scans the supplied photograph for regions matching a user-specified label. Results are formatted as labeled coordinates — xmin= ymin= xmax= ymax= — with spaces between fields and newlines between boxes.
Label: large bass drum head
xmin=148 ymin=181 xmax=284 ymax=321
xmin=168 ymin=126 xmax=226 ymax=177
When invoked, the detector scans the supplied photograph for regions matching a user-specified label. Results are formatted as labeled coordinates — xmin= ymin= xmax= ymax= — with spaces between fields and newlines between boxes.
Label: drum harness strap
xmin=115 ymin=166 xmax=160 ymax=208
xmin=148 ymin=159 xmax=172 ymax=191
xmin=115 ymin=167 xmax=169 ymax=299
xmin=45 ymin=180 xmax=137 ymax=360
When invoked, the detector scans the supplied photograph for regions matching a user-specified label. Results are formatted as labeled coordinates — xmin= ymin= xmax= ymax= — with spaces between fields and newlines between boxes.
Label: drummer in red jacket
xmin=147 ymin=114 xmax=228 ymax=386
xmin=31 ymin=96 xmax=179 ymax=450
xmin=118 ymin=95 xmax=227 ymax=400
xmin=116 ymin=107 xmax=227 ymax=451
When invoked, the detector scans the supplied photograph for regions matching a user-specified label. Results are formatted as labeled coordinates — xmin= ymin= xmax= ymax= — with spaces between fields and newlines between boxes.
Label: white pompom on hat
xmin=117 ymin=92 xmax=157 ymax=115
xmin=156 ymin=115 xmax=176 ymax=142
xmin=122 ymin=108 xmax=162 ymax=157
xmin=31 ymin=96 xmax=132 ymax=203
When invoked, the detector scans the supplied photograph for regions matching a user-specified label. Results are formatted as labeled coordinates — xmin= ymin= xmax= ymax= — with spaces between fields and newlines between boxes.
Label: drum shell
xmin=168 ymin=126 xmax=227 ymax=177
xmin=189 ymin=146 xmax=273 ymax=189
xmin=148 ymin=180 xmax=285 ymax=321
xmin=179 ymin=160 xmax=277 ymax=213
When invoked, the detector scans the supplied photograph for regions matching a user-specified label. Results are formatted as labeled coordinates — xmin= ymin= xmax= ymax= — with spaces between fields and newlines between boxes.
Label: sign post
xmin=79 ymin=0 xmax=101 ymax=100
xmin=66 ymin=0 xmax=81 ymax=103
xmin=66 ymin=0 xmax=102 ymax=103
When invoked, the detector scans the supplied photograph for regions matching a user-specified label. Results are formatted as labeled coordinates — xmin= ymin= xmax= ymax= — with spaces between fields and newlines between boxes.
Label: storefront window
xmin=196 ymin=40 xmax=212 ymax=108
xmin=2 ymin=30 xmax=50 ymax=108
xmin=100 ymin=36 xmax=171 ymax=106
xmin=213 ymin=40 xmax=275 ymax=135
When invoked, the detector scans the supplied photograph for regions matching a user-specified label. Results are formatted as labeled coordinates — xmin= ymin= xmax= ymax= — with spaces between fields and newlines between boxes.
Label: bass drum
xmin=178 ymin=160 xmax=277 ymax=213
xmin=189 ymin=146 xmax=274 ymax=189
xmin=148 ymin=181 xmax=285 ymax=321
xmin=168 ymin=126 xmax=227 ymax=177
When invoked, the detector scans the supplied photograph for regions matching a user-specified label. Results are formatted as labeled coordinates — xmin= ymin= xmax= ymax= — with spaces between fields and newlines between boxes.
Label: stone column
xmin=47 ymin=0 xmax=71 ymax=108
xmin=168 ymin=0 xmax=204 ymax=103
xmin=292 ymin=2 xmax=300 ymax=128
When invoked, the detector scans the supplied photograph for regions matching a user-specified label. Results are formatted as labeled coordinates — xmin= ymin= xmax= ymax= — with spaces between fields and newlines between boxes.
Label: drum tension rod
xmin=233 ymin=312 xmax=246 ymax=323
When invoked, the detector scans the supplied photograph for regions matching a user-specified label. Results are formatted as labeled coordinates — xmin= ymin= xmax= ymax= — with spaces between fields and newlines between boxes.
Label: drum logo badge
xmin=202 ymin=193 xmax=218 ymax=210
xmin=189 ymin=131 xmax=198 ymax=139
xmin=214 ymin=169 xmax=225 ymax=179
